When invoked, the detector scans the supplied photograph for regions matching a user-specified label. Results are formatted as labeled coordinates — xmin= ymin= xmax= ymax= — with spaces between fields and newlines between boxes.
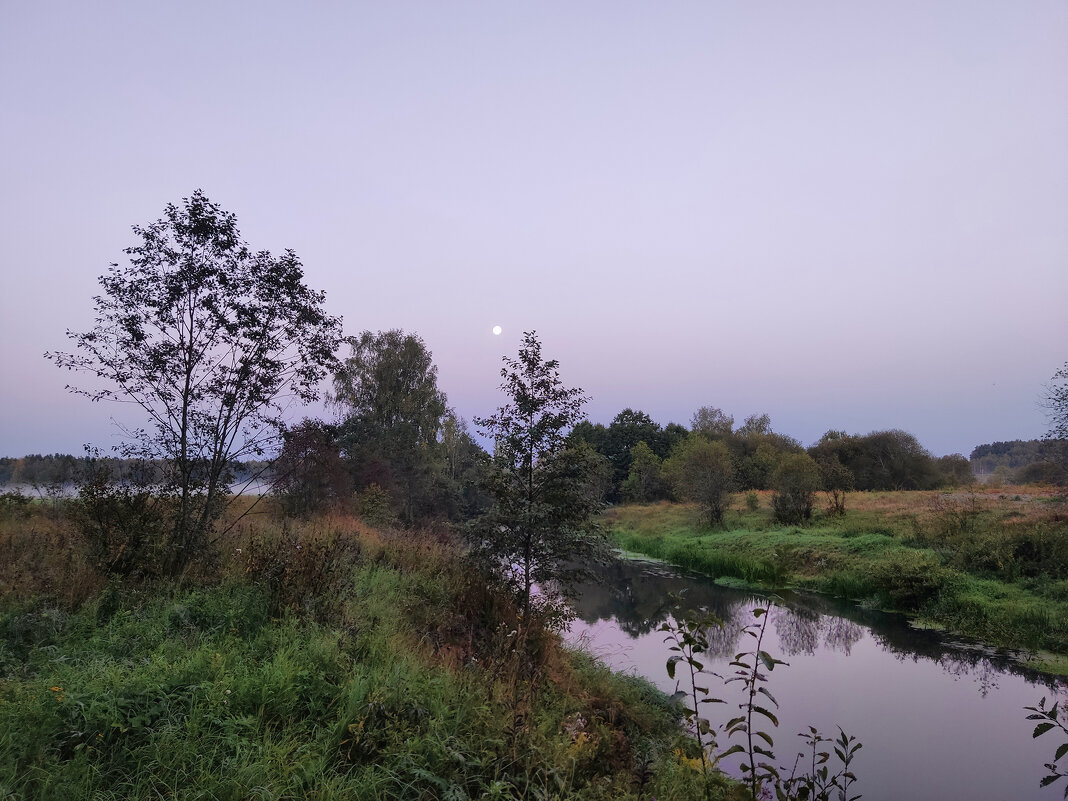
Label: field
xmin=606 ymin=487 xmax=1068 ymax=672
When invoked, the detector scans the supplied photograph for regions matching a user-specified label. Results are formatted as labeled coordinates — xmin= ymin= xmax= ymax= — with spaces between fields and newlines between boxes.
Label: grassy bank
xmin=607 ymin=489 xmax=1068 ymax=670
xmin=0 ymin=501 xmax=731 ymax=800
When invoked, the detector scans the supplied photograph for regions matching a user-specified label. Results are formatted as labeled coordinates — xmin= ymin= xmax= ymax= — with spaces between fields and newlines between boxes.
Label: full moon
xmin=492 ymin=325 xmax=502 ymax=336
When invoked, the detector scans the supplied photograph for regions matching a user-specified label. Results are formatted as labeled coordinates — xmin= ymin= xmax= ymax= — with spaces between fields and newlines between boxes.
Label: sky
xmin=1 ymin=2 xmax=1066 ymax=459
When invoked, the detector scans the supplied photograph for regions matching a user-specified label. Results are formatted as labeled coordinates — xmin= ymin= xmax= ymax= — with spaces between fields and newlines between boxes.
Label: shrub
xmin=771 ymin=453 xmax=822 ymax=525
xmin=869 ymin=550 xmax=954 ymax=609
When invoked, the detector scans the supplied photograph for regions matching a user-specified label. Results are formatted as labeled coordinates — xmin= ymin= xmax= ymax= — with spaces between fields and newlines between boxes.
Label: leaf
xmin=755 ymin=730 xmax=774 ymax=747
xmin=759 ymin=651 xmax=784 ymax=671
xmin=1056 ymin=742 xmax=1068 ymax=761
xmin=757 ymin=686 xmax=780 ymax=708
xmin=719 ymin=744 xmax=745 ymax=758
xmin=753 ymin=705 xmax=779 ymax=727
xmin=1040 ymin=774 xmax=1061 ymax=787
xmin=1034 ymin=723 xmax=1056 ymax=738
xmin=666 ymin=655 xmax=680 ymax=679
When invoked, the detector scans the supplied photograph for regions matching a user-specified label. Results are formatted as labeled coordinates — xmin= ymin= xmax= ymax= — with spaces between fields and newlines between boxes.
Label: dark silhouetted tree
xmin=48 ymin=191 xmax=342 ymax=575
xmin=469 ymin=331 xmax=609 ymax=625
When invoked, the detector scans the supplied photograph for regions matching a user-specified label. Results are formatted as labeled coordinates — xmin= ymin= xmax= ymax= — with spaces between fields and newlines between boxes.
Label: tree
xmin=469 ymin=332 xmax=608 ymax=625
xmin=271 ymin=419 xmax=351 ymax=518
xmin=1045 ymin=362 xmax=1068 ymax=475
xmin=691 ymin=406 xmax=734 ymax=438
xmin=621 ymin=440 xmax=668 ymax=503
xmin=771 ymin=453 xmax=823 ymax=525
xmin=665 ymin=435 xmax=735 ymax=527
xmin=48 ymin=190 xmax=342 ymax=575
xmin=331 ymin=330 xmax=448 ymax=523
xmin=816 ymin=454 xmax=854 ymax=516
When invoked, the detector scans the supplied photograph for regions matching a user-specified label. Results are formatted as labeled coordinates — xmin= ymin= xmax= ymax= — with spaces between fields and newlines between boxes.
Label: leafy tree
xmin=817 ymin=454 xmax=854 ymax=516
xmin=665 ymin=435 xmax=735 ymax=527
xmin=691 ymin=406 xmax=734 ymax=438
xmin=437 ymin=410 xmax=492 ymax=519
xmin=621 ymin=440 xmax=668 ymax=503
xmin=935 ymin=454 xmax=975 ymax=488
xmin=331 ymin=330 xmax=448 ymax=523
xmin=736 ymin=412 xmax=772 ymax=437
xmin=48 ymin=190 xmax=342 ymax=575
xmin=469 ymin=331 xmax=609 ymax=624
xmin=271 ymin=419 xmax=351 ymax=518
xmin=809 ymin=429 xmax=940 ymax=491
xmin=771 ymin=452 xmax=823 ymax=525
xmin=1045 ymin=362 xmax=1068 ymax=476
xmin=602 ymin=409 xmax=665 ymax=495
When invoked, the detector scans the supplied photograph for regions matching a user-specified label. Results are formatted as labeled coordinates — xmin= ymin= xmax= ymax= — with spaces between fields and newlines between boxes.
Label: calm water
xmin=567 ymin=556 xmax=1068 ymax=801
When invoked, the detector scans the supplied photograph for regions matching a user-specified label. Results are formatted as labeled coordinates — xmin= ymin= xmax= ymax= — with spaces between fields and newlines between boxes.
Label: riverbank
xmin=0 ymin=504 xmax=728 ymax=800
xmin=606 ymin=489 xmax=1068 ymax=674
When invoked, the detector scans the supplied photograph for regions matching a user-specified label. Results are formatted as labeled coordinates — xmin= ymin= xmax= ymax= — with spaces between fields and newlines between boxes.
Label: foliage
xmin=817 ymin=454 xmax=854 ymax=516
xmin=0 ymin=507 xmax=717 ymax=801
xmin=271 ymin=419 xmax=351 ymax=518
xmin=332 ymin=329 xmax=449 ymax=523
xmin=665 ymin=436 xmax=735 ymax=527
xmin=469 ymin=332 xmax=609 ymax=624
xmin=47 ymin=190 xmax=342 ymax=575
xmin=72 ymin=451 xmax=168 ymax=577
xmin=691 ymin=407 xmax=735 ymax=438
xmin=240 ymin=524 xmax=361 ymax=619
xmin=605 ymin=491 xmax=1068 ymax=657
xmin=935 ymin=454 xmax=976 ymax=487
xmin=660 ymin=602 xmax=724 ymax=795
xmin=809 ymin=429 xmax=941 ymax=491
xmin=621 ymin=440 xmax=669 ymax=503
xmin=661 ymin=601 xmax=862 ymax=801
xmin=1024 ymin=696 xmax=1068 ymax=797
xmin=770 ymin=453 xmax=822 ymax=525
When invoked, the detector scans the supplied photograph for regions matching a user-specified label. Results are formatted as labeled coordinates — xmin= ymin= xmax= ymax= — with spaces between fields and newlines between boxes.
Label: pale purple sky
xmin=2 ymin=2 xmax=1066 ymax=458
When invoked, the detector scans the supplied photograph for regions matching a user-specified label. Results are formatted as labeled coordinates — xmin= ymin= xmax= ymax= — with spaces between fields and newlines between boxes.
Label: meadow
xmin=606 ymin=487 xmax=1068 ymax=672
xmin=0 ymin=496 xmax=731 ymax=801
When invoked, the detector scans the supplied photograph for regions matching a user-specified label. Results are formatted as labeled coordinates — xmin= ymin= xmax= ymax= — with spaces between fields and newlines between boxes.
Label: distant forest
xmin=969 ymin=439 xmax=1067 ymax=485
xmin=0 ymin=455 xmax=270 ymax=488
xmin=4 ymin=430 xmax=1063 ymax=497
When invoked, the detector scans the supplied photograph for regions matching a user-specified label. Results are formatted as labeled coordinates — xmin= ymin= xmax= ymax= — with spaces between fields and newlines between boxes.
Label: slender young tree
xmin=48 ymin=191 xmax=342 ymax=575
xmin=470 ymin=331 xmax=608 ymax=625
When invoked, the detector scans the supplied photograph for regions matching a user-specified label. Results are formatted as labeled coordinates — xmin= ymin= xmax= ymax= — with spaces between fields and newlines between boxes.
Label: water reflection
xmin=572 ymin=555 xmax=1064 ymax=697
xmin=568 ymin=554 xmax=1068 ymax=801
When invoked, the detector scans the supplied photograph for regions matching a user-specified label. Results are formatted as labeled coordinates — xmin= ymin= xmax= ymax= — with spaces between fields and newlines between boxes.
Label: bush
xmin=71 ymin=460 xmax=170 ymax=578
xmin=869 ymin=550 xmax=954 ymax=610
xmin=771 ymin=453 xmax=822 ymax=525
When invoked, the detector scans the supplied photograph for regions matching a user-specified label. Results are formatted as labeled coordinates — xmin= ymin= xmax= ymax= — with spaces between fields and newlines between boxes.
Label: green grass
xmin=0 ymin=514 xmax=730 ymax=801
xmin=607 ymin=494 xmax=1068 ymax=662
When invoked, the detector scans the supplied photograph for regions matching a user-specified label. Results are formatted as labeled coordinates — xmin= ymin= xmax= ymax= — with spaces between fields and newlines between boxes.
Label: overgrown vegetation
xmin=607 ymin=489 xmax=1068 ymax=667
xmin=0 ymin=498 xmax=735 ymax=800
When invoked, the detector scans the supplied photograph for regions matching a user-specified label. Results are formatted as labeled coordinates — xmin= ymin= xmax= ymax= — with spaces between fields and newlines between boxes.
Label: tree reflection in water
xmin=571 ymin=554 xmax=1065 ymax=699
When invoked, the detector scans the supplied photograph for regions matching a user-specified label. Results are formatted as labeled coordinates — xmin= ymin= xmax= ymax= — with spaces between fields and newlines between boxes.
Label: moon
xmin=492 ymin=325 xmax=502 ymax=336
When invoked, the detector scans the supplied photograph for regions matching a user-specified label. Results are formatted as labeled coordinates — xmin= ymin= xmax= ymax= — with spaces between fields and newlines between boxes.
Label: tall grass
xmin=0 ymin=500 xmax=724 ymax=800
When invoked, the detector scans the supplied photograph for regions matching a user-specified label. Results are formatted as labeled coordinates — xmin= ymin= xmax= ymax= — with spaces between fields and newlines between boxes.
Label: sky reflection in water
xmin=567 ymin=557 xmax=1068 ymax=801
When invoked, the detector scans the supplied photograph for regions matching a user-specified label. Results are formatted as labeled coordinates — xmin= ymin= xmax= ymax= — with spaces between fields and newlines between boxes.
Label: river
xmin=567 ymin=556 xmax=1068 ymax=801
